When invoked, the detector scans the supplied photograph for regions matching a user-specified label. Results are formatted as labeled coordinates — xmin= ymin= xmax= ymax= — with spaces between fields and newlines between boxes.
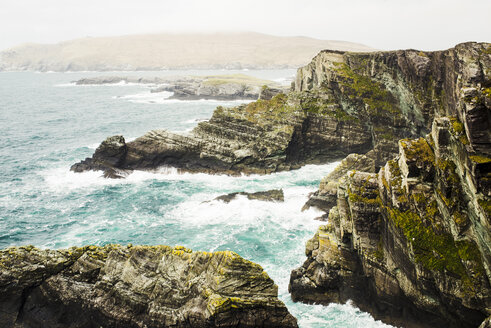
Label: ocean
xmin=0 ymin=70 xmax=393 ymax=328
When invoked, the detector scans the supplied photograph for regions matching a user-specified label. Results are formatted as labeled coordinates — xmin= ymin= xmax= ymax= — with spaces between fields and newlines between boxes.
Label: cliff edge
xmin=0 ymin=245 xmax=297 ymax=328
xmin=290 ymin=42 xmax=490 ymax=327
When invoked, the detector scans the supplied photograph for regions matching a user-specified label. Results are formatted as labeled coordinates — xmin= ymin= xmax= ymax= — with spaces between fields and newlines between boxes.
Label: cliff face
xmin=75 ymin=43 xmax=489 ymax=179
xmin=290 ymin=42 xmax=490 ymax=328
xmin=0 ymin=245 xmax=297 ymax=328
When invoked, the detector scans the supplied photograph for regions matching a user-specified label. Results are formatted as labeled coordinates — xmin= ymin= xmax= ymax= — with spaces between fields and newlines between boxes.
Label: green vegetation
xmin=449 ymin=116 xmax=470 ymax=145
xmin=478 ymin=198 xmax=491 ymax=217
xmin=334 ymin=63 xmax=401 ymax=117
xmin=469 ymin=155 xmax=491 ymax=164
xmin=386 ymin=206 xmax=484 ymax=291
xmin=400 ymin=138 xmax=435 ymax=164
xmin=200 ymin=74 xmax=276 ymax=87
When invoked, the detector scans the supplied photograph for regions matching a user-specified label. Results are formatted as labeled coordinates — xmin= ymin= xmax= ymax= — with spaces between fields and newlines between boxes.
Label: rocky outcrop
xmin=0 ymin=244 xmax=297 ymax=328
xmin=74 ymin=43 xmax=490 ymax=178
xmin=74 ymin=74 xmax=288 ymax=101
xmin=212 ymin=189 xmax=284 ymax=203
xmin=71 ymin=91 xmax=375 ymax=176
xmin=290 ymin=42 xmax=490 ymax=328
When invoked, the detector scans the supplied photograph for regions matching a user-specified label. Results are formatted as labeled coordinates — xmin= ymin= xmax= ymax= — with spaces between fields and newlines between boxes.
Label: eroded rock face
xmin=73 ymin=42 xmax=489 ymax=178
xmin=291 ymin=133 xmax=490 ymax=327
xmin=0 ymin=245 xmax=297 ymax=328
xmin=290 ymin=42 xmax=490 ymax=328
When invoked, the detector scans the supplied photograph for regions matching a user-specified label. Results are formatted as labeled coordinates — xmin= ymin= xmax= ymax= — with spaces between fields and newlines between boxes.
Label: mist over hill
xmin=0 ymin=32 xmax=374 ymax=71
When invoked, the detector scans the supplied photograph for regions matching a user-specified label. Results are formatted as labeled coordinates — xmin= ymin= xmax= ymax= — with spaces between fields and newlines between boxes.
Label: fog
xmin=1 ymin=0 xmax=489 ymax=51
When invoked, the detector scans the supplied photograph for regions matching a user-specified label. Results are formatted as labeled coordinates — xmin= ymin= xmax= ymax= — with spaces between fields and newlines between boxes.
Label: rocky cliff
xmin=290 ymin=42 xmax=490 ymax=328
xmin=0 ymin=244 xmax=297 ymax=328
xmin=68 ymin=42 xmax=490 ymax=326
xmin=73 ymin=47 xmax=446 ymax=177
xmin=75 ymin=43 xmax=490 ymax=179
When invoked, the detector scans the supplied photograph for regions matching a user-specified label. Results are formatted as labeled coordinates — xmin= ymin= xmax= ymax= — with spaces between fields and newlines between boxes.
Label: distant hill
xmin=0 ymin=32 xmax=374 ymax=72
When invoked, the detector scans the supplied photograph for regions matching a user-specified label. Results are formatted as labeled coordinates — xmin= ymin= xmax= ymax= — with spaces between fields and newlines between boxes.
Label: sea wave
xmin=39 ymin=162 xmax=339 ymax=192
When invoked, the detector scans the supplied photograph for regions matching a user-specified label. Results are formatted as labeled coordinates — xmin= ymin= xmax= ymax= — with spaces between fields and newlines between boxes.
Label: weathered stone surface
xmin=291 ymin=42 xmax=491 ymax=328
xmin=74 ymin=42 xmax=489 ymax=178
xmin=0 ymin=245 xmax=297 ymax=328
xmin=212 ymin=189 xmax=284 ymax=203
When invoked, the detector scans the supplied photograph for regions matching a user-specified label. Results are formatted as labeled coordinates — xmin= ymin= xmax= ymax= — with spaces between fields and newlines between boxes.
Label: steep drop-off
xmin=0 ymin=245 xmax=297 ymax=328
xmin=290 ymin=42 xmax=490 ymax=327
xmin=69 ymin=42 xmax=490 ymax=327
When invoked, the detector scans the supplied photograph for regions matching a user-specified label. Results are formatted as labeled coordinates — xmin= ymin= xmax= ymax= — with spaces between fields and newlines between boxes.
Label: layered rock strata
xmin=75 ymin=74 xmax=288 ymax=101
xmin=0 ymin=244 xmax=297 ymax=328
xmin=74 ymin=43 xmax=489 ymax=178
xmin=290 ymin=42 xmax=490 ymax=328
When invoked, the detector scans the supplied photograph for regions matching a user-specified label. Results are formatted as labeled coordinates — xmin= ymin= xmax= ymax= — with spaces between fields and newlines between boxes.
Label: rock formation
xmin=75 ymin=44 xmax=491 ymax=179
xmin=211 ymin=189 xmax=284 ymax=203
xmin=69 ymin=41 xmax=490 ymax=327
xmin=0 ymin=244 xmax=297 ymax=328
xmin=74 ymin=74 xmax=288 ymax=101
xmin=290 ymin=42 xmax=491 ymax=328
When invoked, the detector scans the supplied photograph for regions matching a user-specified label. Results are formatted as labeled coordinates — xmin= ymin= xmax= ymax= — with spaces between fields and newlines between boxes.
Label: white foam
xmin=56 ymin=81 xmax=159 ymax=88
xmin=293 ymin=301 xmax=396 ymax=328
xmin=184 ymin=118 xmax=209 ymax=124
xmin=114 ymin=91 xmax=174 ymax=104
xmin=40 ymin=162 xmax=339 ymax=193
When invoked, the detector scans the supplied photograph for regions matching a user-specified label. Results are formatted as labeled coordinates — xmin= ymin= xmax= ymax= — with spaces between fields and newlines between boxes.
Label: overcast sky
xmin=1 ymin=0 xmax=489 ymax=51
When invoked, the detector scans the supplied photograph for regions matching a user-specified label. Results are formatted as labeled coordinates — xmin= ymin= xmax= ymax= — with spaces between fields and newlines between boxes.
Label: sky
xmin=1 ymin=0 xmax=490 ymax=51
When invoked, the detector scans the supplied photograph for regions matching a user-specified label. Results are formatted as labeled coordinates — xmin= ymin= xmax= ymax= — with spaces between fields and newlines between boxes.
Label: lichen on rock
xmin=0 ymin=245 xmax=297 ymax=328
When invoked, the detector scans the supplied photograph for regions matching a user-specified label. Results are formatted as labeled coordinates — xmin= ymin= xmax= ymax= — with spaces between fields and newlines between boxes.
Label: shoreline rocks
xmin=290 ymin=42 xmax=491 ymax=328
xmin=72 ymin=44 xmax=491 ymax=178
xmin=74 ymin=74 xmax=289 ymax=101
xmin=0 ymin=244 xmax=298 ymax=328
xmin=211 ymin=189 xmax=284 ymax=203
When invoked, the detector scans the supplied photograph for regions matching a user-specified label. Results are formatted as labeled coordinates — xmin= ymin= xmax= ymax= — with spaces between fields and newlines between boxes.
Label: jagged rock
xmin=0 ymin=245 xmax=297 ymax=328
xmin=302 ymin=153 xmax=375 ymax=212
xmin=291 ymin=133 xmax=491 ymax=327
xmin=74 ymin=43 xmax=490 ymax=178
xmin=290 ymin=42 xmax=491 ymax=328
xmin=212 ymin=189 xmax=284 ymax=203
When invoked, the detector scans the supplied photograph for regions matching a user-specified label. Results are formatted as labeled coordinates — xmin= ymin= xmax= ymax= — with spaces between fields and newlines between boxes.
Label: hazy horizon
xmin=1 ymin=0 xmax=490 ymax=52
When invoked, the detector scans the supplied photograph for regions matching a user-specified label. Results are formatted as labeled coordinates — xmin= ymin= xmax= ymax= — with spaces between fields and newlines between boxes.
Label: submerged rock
xmin=212 ymin=189 xmax=285 ymax=203
xmin=0 ymin=245 xmax=297 ymax=328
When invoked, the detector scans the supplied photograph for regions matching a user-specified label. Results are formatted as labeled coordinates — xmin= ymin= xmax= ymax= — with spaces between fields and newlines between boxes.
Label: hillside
xmin=0 ymin=32 xmax=374 ymax=71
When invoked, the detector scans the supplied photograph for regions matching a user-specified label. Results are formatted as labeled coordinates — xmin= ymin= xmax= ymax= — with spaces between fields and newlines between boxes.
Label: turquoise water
xmin=0 ymin=71 xmax=393 ymax=328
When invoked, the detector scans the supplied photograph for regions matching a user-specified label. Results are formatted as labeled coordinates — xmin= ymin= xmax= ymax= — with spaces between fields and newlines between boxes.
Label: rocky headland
xmin=74 ymin=74 xmax=288 ymax=101
xmin=25 ymin=41 xmax=491 ymax=327
xmin=289 ymin=42 xmax=491 ymax=328
xmin=0 ymin=244 xmax=297 ymax=328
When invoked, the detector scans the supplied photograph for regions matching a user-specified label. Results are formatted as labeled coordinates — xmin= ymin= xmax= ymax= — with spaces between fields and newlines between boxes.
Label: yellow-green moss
xmin=385 ymin=206 xmax=484 ymax=291
xmin=469 ymin=155 xmax=491 ymax=164
xmin=335 ymin=63 xmax=400 ymax=117
xmin=449 ymin=116 xmax=470 ymax=145
xmin=478 ymin=198 xmax=491 ymax=216
xmin=400 ymin=138 xmax=435 ymax=164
